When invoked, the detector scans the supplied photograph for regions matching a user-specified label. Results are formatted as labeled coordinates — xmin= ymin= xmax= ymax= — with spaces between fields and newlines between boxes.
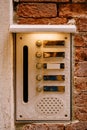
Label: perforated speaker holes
xmin=36 ymin=97 xmax=64 ymax=115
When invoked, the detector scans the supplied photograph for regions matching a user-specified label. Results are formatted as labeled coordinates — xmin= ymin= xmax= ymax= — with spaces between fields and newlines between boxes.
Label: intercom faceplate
xmin=16 ymin=33 xmax=71 ymax=121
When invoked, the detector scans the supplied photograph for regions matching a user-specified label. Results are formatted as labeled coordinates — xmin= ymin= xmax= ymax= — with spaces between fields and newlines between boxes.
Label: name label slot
xmin=43 ymin=75 xmax=65 ymax=81
xmin=43 ymin=86 xmax=65 ymax=92
xmin=43 ymin=52 xmax=65 ymax=58
xmin=43 ymin=63 xmax=65 ymax=69
xmin=43 ymin=40 xmax=65 ymax=47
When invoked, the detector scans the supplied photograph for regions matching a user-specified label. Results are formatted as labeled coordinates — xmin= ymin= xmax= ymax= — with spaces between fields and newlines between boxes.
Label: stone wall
xmin=15 ymin=0 xmax=87 ymax=129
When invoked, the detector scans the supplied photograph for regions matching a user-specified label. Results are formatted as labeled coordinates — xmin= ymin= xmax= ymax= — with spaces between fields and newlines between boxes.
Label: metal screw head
xmin=65 ymin=37 xmax=67 ymax=39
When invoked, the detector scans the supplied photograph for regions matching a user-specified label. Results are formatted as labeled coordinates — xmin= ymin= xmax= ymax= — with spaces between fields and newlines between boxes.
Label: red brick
xmin=74 ymin=77 xmax=87 ymax=91
xmin=74 ymin=107 xmax=87 ymax=121
xmin=73 ymin=0 xmax=87 ymax=2
xmin=47 ymin=124 xmax=64 ymax=130
xmin=74 ymin=92 xmax=87 ymax=107
xmin=75 ymin=47 xmax=87 ymax=61
xmin=22 ymin=124 xmax=48 ymax=130
xmin=74 ymin=34 xmax=87 ymax=47
xmin=20 ymin=0 xmax=69 ymax=2
xmin=59 ymin=4 xmax=87 ymax=18
xmin=75 ymin=62 xmax=87 ymax=77
xmin=17 ymin=3 xmax=57 ymax=18
xmin=22 ymin=124 xmax=64 ymax=130
xmin=17 ymin=17 xmax=68 ymax=24
xmin=65 ymin=121 xmax=87 ymax=130
xmin=76 ymin=18 xmax=87 ymax=32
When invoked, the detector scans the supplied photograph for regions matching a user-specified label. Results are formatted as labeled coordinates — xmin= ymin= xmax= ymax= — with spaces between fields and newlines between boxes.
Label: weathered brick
xmin=74 ymin=91 xmax=87 ymax=107
xmin=17 ymin=17 xmax=68 ymax=24
xmin=74 ymin=34 xmax=87 ymax=47
xmin=22 ymin=124 xmax=48 ymax=130
xmin=73 ymin=0 xmax=87 ymax=2
xmin=22 ymin=124 xmax=64 ymax=130
xmin=76 ymin=18 xmax=87 ymax=32
xmin=20 ymin=0 xmax=69 ymax=2
xmin=59 ymin=4 xmax=87 ymax=18
xmin=74 ymin=107 xmax=87 ymax=121
xmin=17 ymin=3 xmax=57 ymax=18
xmin=74 ymin=91 xmax=87 ymax=121
xmin=75 ymin=47 xmax=87 ymax=61
xmin=75 ymin=62 xmax=87 ymax=77
xmin=74 ymin=77 xmax=87 ymax=91
xmin=47 ymin=124 xmax=64 ymax=130
xmin=65 ymin=121 xmax=87 ymax=130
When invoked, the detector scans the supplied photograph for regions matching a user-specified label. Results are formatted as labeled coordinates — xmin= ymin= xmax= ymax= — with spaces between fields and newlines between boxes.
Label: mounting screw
xmin=65 ymin=37 xmax=68 ymax=39
xmin=20 ymin=37 xmax=22 ymax=40
xmin=19 ymin=115 xmax=22 ymax=118
xmin=65 ymin=114 xmax=68 ymax=117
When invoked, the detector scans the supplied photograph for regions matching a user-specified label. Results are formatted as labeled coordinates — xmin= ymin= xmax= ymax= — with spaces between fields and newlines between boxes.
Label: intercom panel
xmin=16 ymin=33 xmax=72 ymax=121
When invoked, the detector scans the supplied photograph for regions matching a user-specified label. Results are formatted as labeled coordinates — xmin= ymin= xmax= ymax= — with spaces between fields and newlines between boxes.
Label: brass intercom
xmin=16 ymin=32 xmax=72 ymax=121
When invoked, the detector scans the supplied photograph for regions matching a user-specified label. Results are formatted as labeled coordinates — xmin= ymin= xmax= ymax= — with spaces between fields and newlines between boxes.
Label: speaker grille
xmin=36 ymin=97 xmax=64 ymax=115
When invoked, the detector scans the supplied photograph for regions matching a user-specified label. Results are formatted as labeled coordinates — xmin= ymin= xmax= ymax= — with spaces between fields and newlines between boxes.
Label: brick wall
xmin=15 ymin=0 xmax=87 ymax=129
